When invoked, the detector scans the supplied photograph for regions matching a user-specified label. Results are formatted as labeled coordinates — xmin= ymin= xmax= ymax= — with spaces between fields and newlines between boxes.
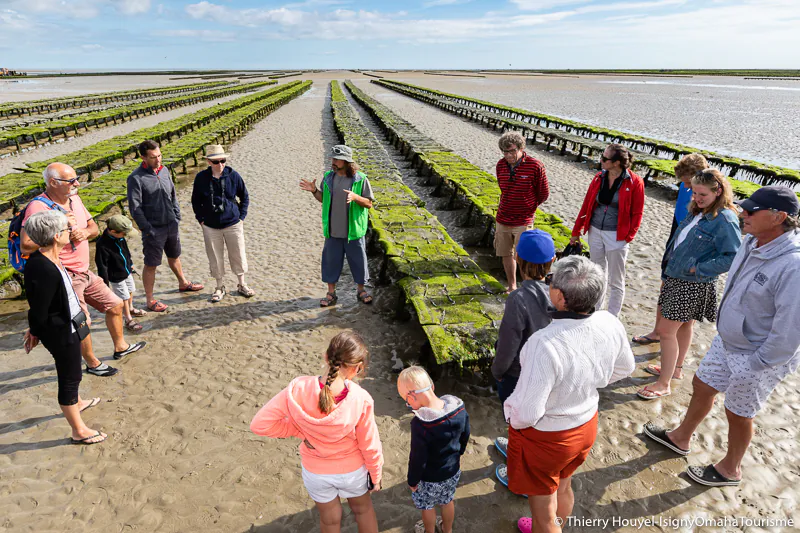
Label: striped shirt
xmin=495 ymin=153 xmax=549 ymax=227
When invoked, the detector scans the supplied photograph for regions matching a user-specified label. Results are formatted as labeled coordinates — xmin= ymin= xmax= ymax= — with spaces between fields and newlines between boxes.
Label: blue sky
xmin=1 ymin=0 xmax=798 ymax=70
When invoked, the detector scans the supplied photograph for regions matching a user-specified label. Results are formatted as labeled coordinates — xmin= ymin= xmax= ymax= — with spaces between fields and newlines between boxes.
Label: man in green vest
xmin=300 ymin=145 xmax=375 ymax=307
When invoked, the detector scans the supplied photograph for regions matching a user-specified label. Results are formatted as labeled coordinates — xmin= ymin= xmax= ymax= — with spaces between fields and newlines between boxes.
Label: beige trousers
xmin=201 ymin=221 xmax=248 ymax=287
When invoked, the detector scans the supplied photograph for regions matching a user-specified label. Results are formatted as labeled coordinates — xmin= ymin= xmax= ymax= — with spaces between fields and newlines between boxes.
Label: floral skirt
xmin=658 ymin=276 xmax=717 ymax=323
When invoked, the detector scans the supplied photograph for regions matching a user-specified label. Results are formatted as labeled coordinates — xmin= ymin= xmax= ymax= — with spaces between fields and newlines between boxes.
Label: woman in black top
xmin=23 ymin=210 xmax=107 ymax=445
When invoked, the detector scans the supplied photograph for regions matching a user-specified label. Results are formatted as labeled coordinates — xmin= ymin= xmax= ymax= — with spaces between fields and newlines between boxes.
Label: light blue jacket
xmin=663 ymin=208 xmax=742 ymax=282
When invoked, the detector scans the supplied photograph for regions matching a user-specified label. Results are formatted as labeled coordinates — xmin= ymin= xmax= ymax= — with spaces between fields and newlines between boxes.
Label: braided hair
xmin=318 ymin=331 xmax=369 ymax=414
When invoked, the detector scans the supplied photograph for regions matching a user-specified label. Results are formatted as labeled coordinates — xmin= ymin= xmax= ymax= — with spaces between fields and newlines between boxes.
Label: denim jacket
xmin=663 ymin=208 xmax=742 ymax=282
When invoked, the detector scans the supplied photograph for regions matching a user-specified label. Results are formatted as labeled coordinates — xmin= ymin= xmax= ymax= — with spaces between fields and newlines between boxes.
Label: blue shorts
xmin=411 ymin=471 xmax=461 ymax=510
xmin=321 ymin=236 xmax=369 ymax=285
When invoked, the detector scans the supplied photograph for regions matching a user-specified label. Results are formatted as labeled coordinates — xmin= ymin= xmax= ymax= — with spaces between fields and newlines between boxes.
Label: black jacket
xmin=191 ymin=166 xmax=250 ymax=229
xmin=24 ymin=251 xmax=76 ymax=347
xmin=95 ymin=230 xmax=134 ymax=283
xmin=407 ymin=395 xmax=471 ymax=486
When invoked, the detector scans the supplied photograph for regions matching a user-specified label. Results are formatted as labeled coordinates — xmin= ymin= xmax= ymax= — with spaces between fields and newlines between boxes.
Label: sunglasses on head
xmin=332 ymin=146 xmax=348 ymax=155
xmin=208 ymin=159 xmax=226 ymax=165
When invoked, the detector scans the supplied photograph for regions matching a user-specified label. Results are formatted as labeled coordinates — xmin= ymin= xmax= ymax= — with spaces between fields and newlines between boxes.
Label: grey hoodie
xmin=492 ymin=279 xmax=553 ymax=381
xmin=716 ymin=230 xmax=800 ymax=371
xmin=127 ymin=164 xmax=181 ymax=234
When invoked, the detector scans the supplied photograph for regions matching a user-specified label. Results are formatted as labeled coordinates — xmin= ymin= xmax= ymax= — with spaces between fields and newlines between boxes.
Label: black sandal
xmin=357 ymin=290 xmax=373 ymax=305
xmin=687 ymin=464 xmax=741 ymax=487
xmin=320 ymin=292 xmax=338 ymax=307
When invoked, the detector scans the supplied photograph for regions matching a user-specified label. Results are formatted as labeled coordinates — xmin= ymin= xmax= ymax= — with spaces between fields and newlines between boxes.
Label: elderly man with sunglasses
xmin=20 ymin=163 xmax=146 ymax=376
xmin=191 ymin=144 xmax=252 ymax=303
xmin=495 ymin=132 xmax=550 ymax=293
xmin=645 ymin=186 xmax=800 ymax=488
xmin=127 ymin=139 xmax=204 ymax=313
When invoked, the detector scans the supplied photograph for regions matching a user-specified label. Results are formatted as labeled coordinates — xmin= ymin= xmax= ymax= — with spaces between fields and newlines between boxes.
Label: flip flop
xmin=71 ymin=431 xmax=107 ymax=445
xmin=178 ymin=281 xmax=204 ymax=292
xmin=147 ymin=300 xmax=168 ymax=312
xmin=632 ymin=334 xmax=660 ymax=345
xmin=687 ymin=464 xmax=741 ymax=487
xmin=637 ymin=386 xmax=671 ymax=401
xmin=494 ymin=436 xmax=508 ymax=458
xmin=642 ymin=422 xmax=690 ymax=456
xmin=79 ymin=397 xmax=101 ymax=413
xmin=643 ymin=364 xmax=683 ymax=380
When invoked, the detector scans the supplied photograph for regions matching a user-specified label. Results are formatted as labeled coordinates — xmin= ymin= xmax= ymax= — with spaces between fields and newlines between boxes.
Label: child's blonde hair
xmin=319 ymin=331 xmax=369 ymax=414
xmin=398 ymin=365 xmax=433 ymax=390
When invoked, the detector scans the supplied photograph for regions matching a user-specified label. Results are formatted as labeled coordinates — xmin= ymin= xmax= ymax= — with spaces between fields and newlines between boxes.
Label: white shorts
xmin=109 ymin=274 xmax=136 ymax=301
xmin=696 ymin=335 xmax=799 ymax=418
xmin=301 ymin=465 xmax=369 ymax=503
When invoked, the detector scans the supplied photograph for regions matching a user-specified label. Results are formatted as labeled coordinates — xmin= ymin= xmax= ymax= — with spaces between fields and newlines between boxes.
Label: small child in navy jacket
xmin=398 ymin=366 xmax=470 ymax=533
xmin=95 ymin=215 xmax=146 ymax=332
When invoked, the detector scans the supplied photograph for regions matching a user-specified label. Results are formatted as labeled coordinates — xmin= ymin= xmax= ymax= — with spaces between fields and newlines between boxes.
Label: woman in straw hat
xmin=191 ymin=144 xmax=253 ymax=303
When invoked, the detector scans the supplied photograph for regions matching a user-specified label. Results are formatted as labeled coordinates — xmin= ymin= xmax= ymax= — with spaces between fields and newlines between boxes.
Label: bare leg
xmin=62 ymin=398 xmax=106 ymax=442
xmin=648 ymin=317 xmax=683 ymax=394
xmin=315 ymin=498 xmax=343 ymax=533
xmin=168 ymin=257 xmax=190 ymax=288
xmin=715 ymin=409 xmax=753 ymax=481
xmin=640 ymin=282 xmax=665 ymax=340
xmin=441 ymin=500 xmax=455 ymax=533
xmin=80 ymin=334 xmax=101 ymax=369
xmin=347 ymin=493 xmax=378 ymax=533
xmin=502 ymin=255 xmax=517 ymax=291
xmin=529 ymin=493 xmax=560 ymax=533
xmin=673 ymin=320 xmax=695 ymax=379
xmin=143 ymin=265 xmax=157 ymax=304
xmin=421 ymin=509 xmax=437 ymax=533
xmin=123 ymin=297 xmax=133 ymax=322
xmin=556 ymin=476 xmax=574 ymax=525
xmin=104 ymin=302 xmax=128 ymax=352
xmin=328 ymin=282 xmax=337 ymax=295
xmin=667 ymin=375 xmax=719 ymax=449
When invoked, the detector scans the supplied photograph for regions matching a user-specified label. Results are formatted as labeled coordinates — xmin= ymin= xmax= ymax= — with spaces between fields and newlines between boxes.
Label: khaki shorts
xmin=494 ymin=223 xmax=534 ymax=257
xmin=68 ymin=270 xmax=123 ymax=326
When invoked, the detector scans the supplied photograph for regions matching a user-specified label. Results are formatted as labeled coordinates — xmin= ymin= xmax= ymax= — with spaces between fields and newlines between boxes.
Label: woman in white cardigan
xmin=503 ymin=255 xmax=635 ymax=533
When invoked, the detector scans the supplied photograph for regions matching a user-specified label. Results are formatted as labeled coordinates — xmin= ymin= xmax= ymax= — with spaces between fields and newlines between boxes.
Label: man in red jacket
xmin=495 ymin=132 xmax=550 ymax=292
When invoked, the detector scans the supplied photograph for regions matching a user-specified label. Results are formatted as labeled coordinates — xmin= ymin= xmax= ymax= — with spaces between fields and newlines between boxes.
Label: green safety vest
xmin=321 ymin=171 xmax=369 ymax=241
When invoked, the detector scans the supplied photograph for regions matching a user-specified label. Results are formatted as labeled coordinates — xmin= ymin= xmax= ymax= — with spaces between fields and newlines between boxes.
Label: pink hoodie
xmin=250 ymin=376 xmax=384 ymax=485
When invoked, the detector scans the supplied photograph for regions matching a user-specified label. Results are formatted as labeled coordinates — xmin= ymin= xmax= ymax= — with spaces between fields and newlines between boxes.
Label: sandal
xmin=320 ymin=292 xmax=338 ymax=307
xmin=237 ymin=284 xmax=255 ymax=298
xmin=643 ymin=364 xmax=683 ymax=379
xmin=643 ymin=422 xmax=690 ymax=456
xmin=71 ymin=431 xmax=107 ymax=445
xmin=495 ymin=464 xmax=528 ymax=498
xmin=131 ymin=308 xmax=148 ymax=317
xmin=211 ymin=287 xmax=226 ymax=303
xmin=637 ymin=386 xmax=671 ymax=400
xmin=179 ymin=281 xmax=204 ymax=292
xmin=687 ymin=464 xmax=741 ymax=487
xmin=632 ymin=334 xmax=660 ymax=345
xmin=357 ymin=290 xmax=373 ymax=305
xmin=79 ymin=397 xmax=101 ymax=413
xmin=147 ymin=300 xmax=168 ymax=312
xmin=125 ymin=319 xmax=143 ymax=332
xmin=494 ymin=436 xmax=508 ymax=458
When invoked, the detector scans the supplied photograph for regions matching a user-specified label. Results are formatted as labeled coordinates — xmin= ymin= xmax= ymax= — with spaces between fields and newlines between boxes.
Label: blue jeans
xmin=496 ymin=375 xmax=519 ymax=404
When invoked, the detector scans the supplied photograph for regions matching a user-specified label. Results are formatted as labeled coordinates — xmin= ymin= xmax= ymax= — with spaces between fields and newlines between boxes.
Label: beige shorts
xmin=494 ymin=223 xmax=534 ymax=257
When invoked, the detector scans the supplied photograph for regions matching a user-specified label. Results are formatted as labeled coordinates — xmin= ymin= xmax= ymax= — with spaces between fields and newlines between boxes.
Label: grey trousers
xmin=588 ymin=228 xmax=629 ymax=316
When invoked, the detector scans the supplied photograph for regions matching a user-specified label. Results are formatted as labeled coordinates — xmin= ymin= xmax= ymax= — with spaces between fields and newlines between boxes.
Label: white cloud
xmin=163 ymin=29 xmax=237 ymax=42
xmin=423 ymin=0 xmax=474 ymax=7
xmin=113 ymin=0 xmax=152 ymax=15
xmin=510 ymin=0 xmax=592 ymax=10
xmin=81 ymin=43 xmax=104 ymax=50
xmin=0 ymin=9 xmax=32 ymax=31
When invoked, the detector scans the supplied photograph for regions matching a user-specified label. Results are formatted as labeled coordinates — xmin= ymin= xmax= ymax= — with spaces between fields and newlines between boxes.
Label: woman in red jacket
xmin=569 ymin=144 xmax=645 ymax=316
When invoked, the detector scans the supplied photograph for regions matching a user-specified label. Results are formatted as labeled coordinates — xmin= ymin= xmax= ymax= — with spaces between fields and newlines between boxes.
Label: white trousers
xmin=201 ymin=221 xmax=248 ymax=288
xmin=588 ymin=228 xmax=629 ymax=316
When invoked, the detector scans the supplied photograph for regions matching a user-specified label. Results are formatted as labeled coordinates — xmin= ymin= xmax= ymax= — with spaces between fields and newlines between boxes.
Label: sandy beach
xmin=1 ymin=72 xmax=798 ymax=532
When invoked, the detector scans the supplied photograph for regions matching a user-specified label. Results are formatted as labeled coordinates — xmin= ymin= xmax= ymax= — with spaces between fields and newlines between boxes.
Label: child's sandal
xmin=131 ymin=308 xmax=148 ymax=317
xmin=125 ymin=319 xmax=143 ymax=332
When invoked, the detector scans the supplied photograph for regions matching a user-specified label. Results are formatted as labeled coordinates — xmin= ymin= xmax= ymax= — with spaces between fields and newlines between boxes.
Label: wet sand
xmin=0 ymin=72 xmax=798 ymax=532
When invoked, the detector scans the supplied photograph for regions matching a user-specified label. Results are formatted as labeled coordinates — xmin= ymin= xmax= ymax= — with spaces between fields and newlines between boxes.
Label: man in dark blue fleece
xmin=398 ymin=366 xmax=470 ymax=533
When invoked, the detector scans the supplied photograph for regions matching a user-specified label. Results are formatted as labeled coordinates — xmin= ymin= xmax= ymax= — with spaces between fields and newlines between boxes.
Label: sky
xmin=1 ymin=0 xmax=798 ymax=70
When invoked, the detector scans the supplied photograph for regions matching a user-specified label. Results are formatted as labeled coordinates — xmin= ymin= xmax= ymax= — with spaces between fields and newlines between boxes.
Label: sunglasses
xmin=208 ymin=159 xmax=226 ymax=165
xmin=405 ymin=384 xmax=432 ymax=409
xmin=600 ymin=155 xmax=613 ymax=163
xmin=54 ymin=177 xmax=80 ymax=184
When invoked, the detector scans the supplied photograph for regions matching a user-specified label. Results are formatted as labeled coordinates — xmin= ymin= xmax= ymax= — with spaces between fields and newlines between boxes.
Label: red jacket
xmin=572 ymin=170 xmax=645 ymax=243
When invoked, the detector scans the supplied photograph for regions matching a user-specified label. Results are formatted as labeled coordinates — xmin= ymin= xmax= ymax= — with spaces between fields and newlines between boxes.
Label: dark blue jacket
xmin=408 ymin=395 xmax=470 ymax=486
xmin=191 ymin=166 xmax=249 ymax=229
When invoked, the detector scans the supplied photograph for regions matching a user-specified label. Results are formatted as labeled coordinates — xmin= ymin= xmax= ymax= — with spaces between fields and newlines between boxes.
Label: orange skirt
xmin=507 ymin=412 xmax=598 ymax=496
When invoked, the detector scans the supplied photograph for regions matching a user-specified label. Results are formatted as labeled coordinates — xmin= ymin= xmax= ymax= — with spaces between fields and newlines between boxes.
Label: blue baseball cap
xmin=516 ymin=229 xmax=555 ymax=264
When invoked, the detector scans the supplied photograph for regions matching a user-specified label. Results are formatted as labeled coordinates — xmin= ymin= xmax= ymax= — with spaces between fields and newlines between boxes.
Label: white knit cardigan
xmin=504 ymin=310 xmax=635 ymax=432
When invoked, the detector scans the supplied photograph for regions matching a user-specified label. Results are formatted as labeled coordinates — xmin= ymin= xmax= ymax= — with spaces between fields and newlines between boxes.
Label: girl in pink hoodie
xmin=251 ymin=331 xmax=383 ymax=533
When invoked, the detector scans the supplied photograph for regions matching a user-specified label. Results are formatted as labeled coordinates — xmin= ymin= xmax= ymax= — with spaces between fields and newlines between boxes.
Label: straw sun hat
xmin=205 ymin=144 xmax=230 ymax=160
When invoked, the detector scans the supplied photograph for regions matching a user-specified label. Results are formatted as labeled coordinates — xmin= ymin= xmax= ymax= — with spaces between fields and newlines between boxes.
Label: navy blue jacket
xmin=191 ymin=166 xmax=250 ymax=229
xmin=95 ymin=229 xmax=134 ymax=283
xmin=408 ymin=396 xmax=471 ymax=486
